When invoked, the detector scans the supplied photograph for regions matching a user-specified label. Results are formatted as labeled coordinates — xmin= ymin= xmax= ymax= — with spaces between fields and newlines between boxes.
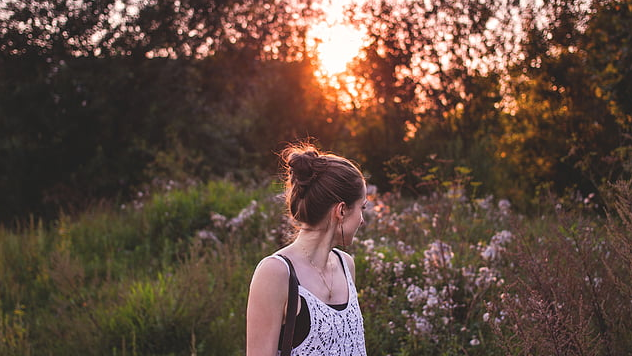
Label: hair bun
xmin=288 ymin=149 xmax=328 ymax=197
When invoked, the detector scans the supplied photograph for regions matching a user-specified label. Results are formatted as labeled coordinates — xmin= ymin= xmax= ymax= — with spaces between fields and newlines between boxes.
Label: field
xmin=1 ymin=178 xmax=631 ymax=355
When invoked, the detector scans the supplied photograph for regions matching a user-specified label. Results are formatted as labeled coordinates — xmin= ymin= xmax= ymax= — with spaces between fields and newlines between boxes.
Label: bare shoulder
xmin=247 ymin=256 xmax=290 ymax=322
xmin=251 ymin=255 xmax=289 ymax=287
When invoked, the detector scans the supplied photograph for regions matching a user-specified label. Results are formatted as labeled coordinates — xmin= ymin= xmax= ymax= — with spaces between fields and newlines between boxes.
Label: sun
xmin=308 ymin=23 xmax=366 ymax=75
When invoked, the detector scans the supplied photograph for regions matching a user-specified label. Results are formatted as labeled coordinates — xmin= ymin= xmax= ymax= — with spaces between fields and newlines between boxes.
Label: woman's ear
xmin=334 ymin=202 xmax=346 ymax=221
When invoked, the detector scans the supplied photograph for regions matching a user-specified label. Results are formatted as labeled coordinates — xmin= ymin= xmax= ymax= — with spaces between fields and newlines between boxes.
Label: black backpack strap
xmin=277 ymin=254 xmax=298 ymax=356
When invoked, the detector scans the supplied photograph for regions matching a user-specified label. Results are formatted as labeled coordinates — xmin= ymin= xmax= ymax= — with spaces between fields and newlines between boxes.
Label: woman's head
xmin=282 ymin=144 xmax=365 ymax=227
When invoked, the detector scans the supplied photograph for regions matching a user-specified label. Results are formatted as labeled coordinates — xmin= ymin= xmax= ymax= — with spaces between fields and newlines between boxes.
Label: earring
xmin=341 ymin=223 xmax=346 ymax=249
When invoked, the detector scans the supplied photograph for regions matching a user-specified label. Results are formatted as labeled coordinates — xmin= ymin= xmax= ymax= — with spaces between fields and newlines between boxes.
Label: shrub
xmin=485 ymin=181 xmax=632 ymax=355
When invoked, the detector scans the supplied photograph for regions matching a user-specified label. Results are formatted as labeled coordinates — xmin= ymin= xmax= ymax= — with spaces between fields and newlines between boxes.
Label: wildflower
xmin=361 ymin=238 xmax=375 ymax=252
xmin=481 ymin=230 xmax=512 ymax=261
xmin=431 ymin=214 xmax=439 ymax=228
xmin=229 ymin=200 xmax=258 ymax=229
xmin=483 ymin=312 xmax=490 ymax=322
xmin=406 ymin=284 xmax=425 ymax=306
xmin=470 ymin=338 xmax=480 ymax=346
xmin=370 ymin=257 xmax=385 ymax=274
xmin=476 ymin=195 xmax=493 ymax=210
xmin=197 ymin=230 xmax=221 ymax=244
xmin=491 ymin=230 xmax=513 ymax=245
xmin=461 ymin=266 xmax=476 ymax=279
xmin=407 ymin=312 xmax=432 ymax=335
xmin=447 ymin=187 xmax=466 ymax=202
xmin=211 ymin=212 xmax=227 ymax=228
xmin=133 ymin=201 xmax=144 ymax=210
xmin=498 ymin=199 xmax=511 ymax=213
xmin=393 ymin=261 xmax=406 ymax=277
xmin=396 ymin=241 xmax=415 ymax=256
xmin=475 ymin=267 xmax=497 ymax=287
xmin=387 ymin=321 xmax=395 ymax=334
xmin=481 ymin=245 xmax=499 ymax=261
xmin=424 ymin=241 xmax=453 ymax=269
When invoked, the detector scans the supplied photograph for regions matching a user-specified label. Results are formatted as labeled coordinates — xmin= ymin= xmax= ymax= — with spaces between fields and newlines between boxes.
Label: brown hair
xmin=282 ymin=144 xmax=365 ymax=226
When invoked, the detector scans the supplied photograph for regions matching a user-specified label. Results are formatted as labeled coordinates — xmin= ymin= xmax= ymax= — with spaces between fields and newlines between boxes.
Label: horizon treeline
xmin=1 ymin=0 xmax=631 ymax=224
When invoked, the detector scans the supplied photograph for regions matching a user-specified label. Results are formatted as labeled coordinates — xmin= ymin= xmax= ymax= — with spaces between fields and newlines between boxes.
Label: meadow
xmin=1 ymin=176 xmax=631 ymax=356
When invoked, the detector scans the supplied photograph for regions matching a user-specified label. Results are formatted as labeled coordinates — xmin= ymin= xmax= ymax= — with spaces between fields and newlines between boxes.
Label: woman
xmin=246 ymin=144 xmax=368 ymax=356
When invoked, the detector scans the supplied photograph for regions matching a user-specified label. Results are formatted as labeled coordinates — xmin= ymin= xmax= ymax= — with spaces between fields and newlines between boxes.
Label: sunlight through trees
xmin=1 ymin=0 xmax=631 ymax=220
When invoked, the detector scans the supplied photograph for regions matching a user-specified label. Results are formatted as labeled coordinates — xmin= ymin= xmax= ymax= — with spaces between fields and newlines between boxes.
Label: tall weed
xmin=486 ymin=184 xmax=632 ymax=355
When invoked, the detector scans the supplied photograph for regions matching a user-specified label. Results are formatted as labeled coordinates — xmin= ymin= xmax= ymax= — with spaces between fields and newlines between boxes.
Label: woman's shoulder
xmin=249 ymin=254 xmax=291 ymax=303
xmin=254 ymin=254 xmax=291 ymax=277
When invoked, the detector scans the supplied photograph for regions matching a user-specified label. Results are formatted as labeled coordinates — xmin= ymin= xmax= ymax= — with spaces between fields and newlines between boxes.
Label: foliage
xmin=0 ymin=179 xmax=281 ymax=355
xmin=2 ymin=0 xmax=632 ymax=223
xmin=498 ymin=0 xmax=621 ymax=204
xmin=584 ymin=0 xmax=632 ymax=182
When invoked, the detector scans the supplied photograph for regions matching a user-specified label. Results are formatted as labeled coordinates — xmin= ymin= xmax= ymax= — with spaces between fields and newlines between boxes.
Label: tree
xmin=341 ymin=0 xmax=512 ymax=190
xmin=584 ymin=0 xmax=632 ymax=181
xmin=499 ymin=0 xmax=624 ymax=203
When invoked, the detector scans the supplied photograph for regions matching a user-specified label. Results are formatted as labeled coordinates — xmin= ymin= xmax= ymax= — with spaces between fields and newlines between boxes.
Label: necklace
xmin=303 ymin=248 xmax=334 ymax=301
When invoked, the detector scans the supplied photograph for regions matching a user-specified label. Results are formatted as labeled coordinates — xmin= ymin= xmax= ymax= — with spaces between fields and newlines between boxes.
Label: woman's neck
xmin=292 ymin=227 xmax=335 ymax=269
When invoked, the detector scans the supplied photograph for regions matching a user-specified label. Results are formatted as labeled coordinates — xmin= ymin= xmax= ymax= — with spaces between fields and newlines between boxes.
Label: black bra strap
xmin=277 ymin=254 xmax=298 ymax=356
xmin=332 ymin=249 xmax=346 ymax=277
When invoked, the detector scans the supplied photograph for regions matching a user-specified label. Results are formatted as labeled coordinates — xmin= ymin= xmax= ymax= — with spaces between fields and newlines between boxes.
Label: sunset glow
xmin=308 ymin=23 xmax=366 ymax=75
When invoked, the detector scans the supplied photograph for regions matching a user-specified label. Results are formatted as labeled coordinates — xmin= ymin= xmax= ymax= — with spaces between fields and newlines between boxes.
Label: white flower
xmin=211 ymin=212 xmax=227 ymax=228
xmin=470 ymin=338 xmax=480 ymax=346
xmin=228 ymin=200 xmax=258 ymax=229
xmin=406 ymin=284 xmax=425 ymax=305
xmin=482 ymin=230 xmax=512 ymax=260
xmin=408 ymin=312 xmax=432 ymax=335
xmin=425 ymin=286 xmax=438 ymax=307
xmin=424 ymin=241 xmax=453 ymax=269
xmin=492 ymin=230 xmax=513 ymax=245
xmin=393 ymin=261 xmax=406 ymax=277
xmin=477 ymin=195 xmax=494 ymax=210
xmin=197 ymin=230 xmax=221 ymax=244
xmin=475 ymin=267 xmax=497 ymax=287
xmin=361 ymin=238 xmax=375 ymax=252
xmin=481 ymin=245 xmax=499 ymax=261
xmin=483 ymin=312 xmax=490 ymax=322
xmin=498 ymin=199 xmax=511 ymax=214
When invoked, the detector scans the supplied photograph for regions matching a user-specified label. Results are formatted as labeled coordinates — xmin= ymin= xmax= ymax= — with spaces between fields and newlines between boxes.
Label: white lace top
xmin=273 ymin=249 xmax=367 ymax=356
